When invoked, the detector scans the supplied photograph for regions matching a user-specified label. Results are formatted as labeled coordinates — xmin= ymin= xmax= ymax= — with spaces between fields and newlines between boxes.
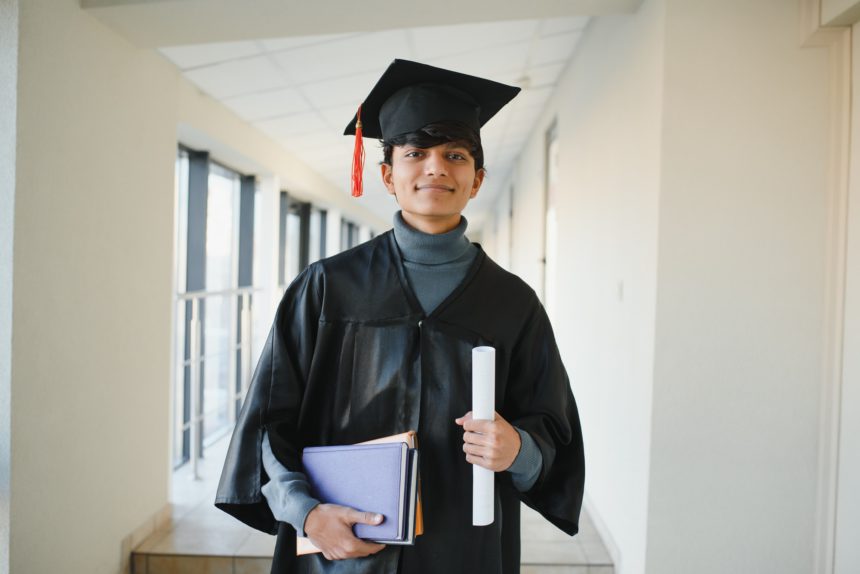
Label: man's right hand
xmin=303 ymin=503 xmax=387 ymax=561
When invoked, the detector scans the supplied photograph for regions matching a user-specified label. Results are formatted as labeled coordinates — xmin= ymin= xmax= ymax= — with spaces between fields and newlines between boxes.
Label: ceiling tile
xmin=222 ymin=87 xmax=311 ymax=122
xmin=184 ymin=56 xmax=286 ymax=99
xmin=278 ymin=130 xmax=343 ymax=153
xmin=299 ymin=71 xmax=381 ymax=110
xmin=538 ymin=16 xmax=589 ymax=37
xmin=523 ymin=61 xmax=567 ymax=89
xmin=529 ymin=31 xmax=582 ymax=67
xmin=271 ymin=30 xmax=411 ymax=85
xmin=159 ymin=40 xmax=262 ymax=70
xmin=410 ymin=19 xmax=539 ymax=61
xmin=317 ymin=103 xmax=362 ymax=131
xmin=255 ymin=112 xmax=328 ymax=139
xmin=426 ymin=40 xmax=531 ymax=82
xmin=513 ymin=86 xmax=555 ymax=111
xmin=259 ymin=33 xmax=355 ymax=53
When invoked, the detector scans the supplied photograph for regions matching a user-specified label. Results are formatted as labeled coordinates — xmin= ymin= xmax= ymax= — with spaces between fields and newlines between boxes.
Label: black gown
xmin=215 ymin=231 xmax=585 ymax=574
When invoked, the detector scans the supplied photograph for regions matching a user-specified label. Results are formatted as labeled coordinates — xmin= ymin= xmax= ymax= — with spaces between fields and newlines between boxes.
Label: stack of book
xmin=297 ymin=431 xmax=423 ymax=555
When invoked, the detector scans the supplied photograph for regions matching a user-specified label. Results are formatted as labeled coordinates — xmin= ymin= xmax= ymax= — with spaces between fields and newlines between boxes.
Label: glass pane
xmin=173 ymin=149 xmax=189 ymax=467
xmin=253 ymin=187 xmax=264 ymax=288
xmin=206 ymin=169 xmax=237 ymax=291
xmin=309 ymin=208 xmax=321 ymax=264
xmin=285 ymin=207 xmax=301 ymax=283
xmin=202 ymin=296 xmax=232 ymax=442
xmin=203 ymin=165 xmax=240 ymax=444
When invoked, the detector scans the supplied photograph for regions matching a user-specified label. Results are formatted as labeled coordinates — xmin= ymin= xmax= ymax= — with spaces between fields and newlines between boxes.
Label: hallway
xmin=3 ymin=1 xmax=860 ymax=574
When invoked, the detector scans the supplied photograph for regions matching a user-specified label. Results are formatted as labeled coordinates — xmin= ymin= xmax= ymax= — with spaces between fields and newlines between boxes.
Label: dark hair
xmin=381 ymin=121 xmax=484 ymax=171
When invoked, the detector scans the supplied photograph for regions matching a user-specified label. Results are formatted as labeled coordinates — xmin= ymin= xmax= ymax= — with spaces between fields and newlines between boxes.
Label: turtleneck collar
xmin=392 ymin=211 xmax=473 ymax=265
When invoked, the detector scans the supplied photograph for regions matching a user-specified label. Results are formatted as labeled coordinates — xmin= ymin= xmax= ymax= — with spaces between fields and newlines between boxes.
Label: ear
xmin=381 ymin=163 xmax=396 ymax=197
xmin=469 ymin=168 xmax=486 ymax=199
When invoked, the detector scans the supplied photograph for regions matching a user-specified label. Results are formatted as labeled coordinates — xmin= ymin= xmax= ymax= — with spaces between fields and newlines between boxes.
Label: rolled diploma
xmin=472 ymin=346 xmax=495 ymax=526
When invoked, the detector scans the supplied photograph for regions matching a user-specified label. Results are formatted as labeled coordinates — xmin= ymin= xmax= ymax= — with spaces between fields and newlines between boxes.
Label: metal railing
xmin=175 ymin=286 xmax=261 ymax=480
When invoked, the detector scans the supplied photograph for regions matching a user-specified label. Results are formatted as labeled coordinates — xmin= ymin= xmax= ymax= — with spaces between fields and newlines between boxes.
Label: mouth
xmin=416 ymin=184 xmax=455 ymax=192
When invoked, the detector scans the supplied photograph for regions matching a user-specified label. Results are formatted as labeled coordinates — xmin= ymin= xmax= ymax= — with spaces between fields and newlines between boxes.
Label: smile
xmin=416 ymin=184 xmax=455 ymax=192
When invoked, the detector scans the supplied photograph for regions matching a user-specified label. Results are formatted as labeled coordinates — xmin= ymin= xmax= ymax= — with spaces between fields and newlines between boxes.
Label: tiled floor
xmin=132 ymin=437 xmax=613 ymax=574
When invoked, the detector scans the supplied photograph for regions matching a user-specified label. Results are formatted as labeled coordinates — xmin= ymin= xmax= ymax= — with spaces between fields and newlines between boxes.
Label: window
xmin=172 ymin=148 xmax=258 ymax=469
xmin=278 ymin=193 xmax=311 ymax=287
xmin=309 ymin=208 xmax=327 ymax=264
xmin=340 ymin=218 xmax=359 ymax=251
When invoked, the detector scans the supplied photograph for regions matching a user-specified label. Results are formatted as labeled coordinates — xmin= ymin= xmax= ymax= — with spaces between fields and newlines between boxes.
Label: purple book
xmin=302 ymin=442 xmax=411 ymax=542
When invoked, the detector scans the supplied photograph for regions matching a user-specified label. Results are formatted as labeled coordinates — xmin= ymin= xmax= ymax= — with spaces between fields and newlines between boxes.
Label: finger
xmin=463 ymin=418 xmax=493 ymax=433
xmin=463 ymin=442 xmax=488 ymax=456
xmin=454 ymin=411 xmax=473 ymax=425
xmin=463 ymin=430 xmax=490 ymax=446
xmin=349 ymin=509 xmax=384 ymax=525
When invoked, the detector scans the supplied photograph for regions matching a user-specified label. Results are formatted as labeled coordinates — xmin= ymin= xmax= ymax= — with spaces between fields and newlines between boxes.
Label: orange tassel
xmin=351 ymin=105 xmax=365 ymax=197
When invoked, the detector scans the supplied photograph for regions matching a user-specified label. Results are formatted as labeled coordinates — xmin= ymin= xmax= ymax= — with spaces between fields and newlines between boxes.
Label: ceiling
xmin=158 ymin=17 xmax=589 ymax=229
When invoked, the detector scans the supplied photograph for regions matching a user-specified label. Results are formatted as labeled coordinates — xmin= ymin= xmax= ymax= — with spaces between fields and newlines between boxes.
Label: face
xmin=381 ymin=142 xmax=485 ymax=231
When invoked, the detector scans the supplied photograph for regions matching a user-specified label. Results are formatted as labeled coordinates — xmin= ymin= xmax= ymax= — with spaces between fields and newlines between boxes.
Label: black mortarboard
xmin=344 ymin=59 xmax=521 ymax=197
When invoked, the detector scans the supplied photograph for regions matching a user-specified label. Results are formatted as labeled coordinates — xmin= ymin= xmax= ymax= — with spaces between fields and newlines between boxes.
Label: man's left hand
xmin=455 ymin=411 xmax=521 ymax=472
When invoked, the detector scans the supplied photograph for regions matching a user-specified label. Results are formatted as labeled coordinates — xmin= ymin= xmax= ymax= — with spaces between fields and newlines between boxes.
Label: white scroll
xmin=472 ymin=346 xmax=496 ymax=526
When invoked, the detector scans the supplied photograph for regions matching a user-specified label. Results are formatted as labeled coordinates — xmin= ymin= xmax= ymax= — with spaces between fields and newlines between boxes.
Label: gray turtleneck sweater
xmin=260 ymin=212 xmax=543 ymax=535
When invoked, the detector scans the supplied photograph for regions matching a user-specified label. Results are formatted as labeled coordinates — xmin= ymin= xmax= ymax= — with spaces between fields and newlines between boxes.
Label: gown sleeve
xmin=214 ymin=264 xmax=324 ymax=534
xmin=504 ymin=295 xmax=585 ymax=536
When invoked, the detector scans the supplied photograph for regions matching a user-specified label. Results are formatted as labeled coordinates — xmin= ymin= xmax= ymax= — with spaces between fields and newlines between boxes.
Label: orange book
xmin=297 ymin=431 xmax=423 ymax=556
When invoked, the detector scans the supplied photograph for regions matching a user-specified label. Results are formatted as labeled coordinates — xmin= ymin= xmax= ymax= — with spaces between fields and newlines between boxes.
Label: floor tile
xmin=235 ymin=530 xmax=277 ymax=557
xmin=235 ymin=557 xmax=274 ymax=574
xmin=146 ymin=527 xmax=250 ymax=556
xmin=521 ymin=539 xmax=588 ymax=565
xmin=131 ymin=553 xmax=147 ymax=574
xmin=136 ymin=529 xmax=173 ymax=553
xmin=521 ymin=566 xmax=589 ymax=574
xmin=580 ymin=538 xmax=612 ymax=565
xmin=147 ymin=555 xmax=232 ymax=574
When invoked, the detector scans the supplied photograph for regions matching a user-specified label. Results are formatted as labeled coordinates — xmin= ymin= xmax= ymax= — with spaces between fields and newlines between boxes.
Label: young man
xmin=215 ymin=59 xmax=585 ymax=574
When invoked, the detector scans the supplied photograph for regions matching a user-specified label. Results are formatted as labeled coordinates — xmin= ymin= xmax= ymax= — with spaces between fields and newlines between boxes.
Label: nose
xmin=424 ymin=149 xmax=447 ymax=177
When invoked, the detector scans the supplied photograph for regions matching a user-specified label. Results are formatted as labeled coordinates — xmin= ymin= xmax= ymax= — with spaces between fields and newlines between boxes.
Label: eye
xmin=447 ymin=152 xmax=467 ymax=161
xmin=403 ymin=149 xmax=424 ymax=158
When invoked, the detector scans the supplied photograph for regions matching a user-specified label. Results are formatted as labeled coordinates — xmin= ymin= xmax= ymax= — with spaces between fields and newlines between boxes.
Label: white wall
xmin=12 ymin=2 xmax=177 ymax=572
xmin=484 ymin=1 xmax=834 ymax=573
xmin=484 ymin=2 xmax=665 ymax=571
xmin=8 ymin=2 xmax=385 ymax=573
xmin=834 ymin=20 xmax=860 ymax=574
xmin=0 ymin=1 xmax=18 ymax=571
xmin=646 ymin=1 xmax=829 ymax=573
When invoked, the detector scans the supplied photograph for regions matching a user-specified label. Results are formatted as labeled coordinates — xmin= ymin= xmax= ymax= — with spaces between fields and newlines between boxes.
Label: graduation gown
xmin=215 ymin=231 xmax=585 ymax=574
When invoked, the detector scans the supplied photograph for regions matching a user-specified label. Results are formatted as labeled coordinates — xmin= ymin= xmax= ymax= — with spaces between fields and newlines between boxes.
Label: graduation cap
xmin=345 ymin=59 xmax=521 ymax=197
